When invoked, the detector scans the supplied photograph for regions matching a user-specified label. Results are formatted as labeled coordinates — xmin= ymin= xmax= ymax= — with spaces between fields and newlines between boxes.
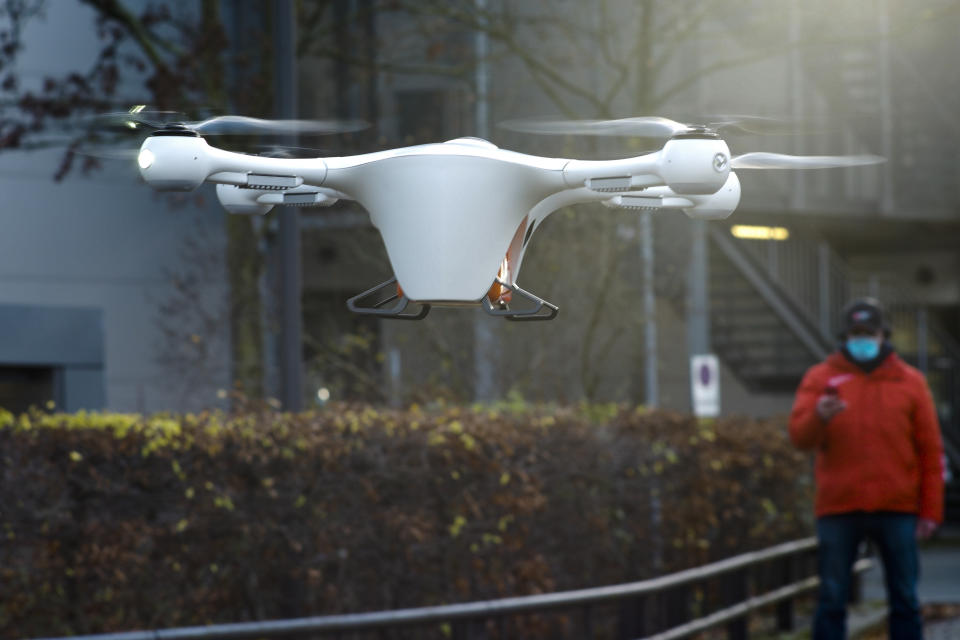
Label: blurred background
xmin=3 ymin=2 xmax=960 ymax=635
xmin=1 ymin=0 xmax=959 ymax=431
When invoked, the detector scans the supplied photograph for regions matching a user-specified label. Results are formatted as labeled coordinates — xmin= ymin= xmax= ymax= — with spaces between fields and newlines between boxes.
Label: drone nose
xmin=138 ymin=136 xmax=211 ymax=191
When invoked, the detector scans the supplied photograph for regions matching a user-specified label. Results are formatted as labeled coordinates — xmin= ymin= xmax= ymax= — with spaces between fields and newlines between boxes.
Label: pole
xmin=273 ymin=0 xmax=303 ymax=411
xmin=686 ymin=220 xmax=710 ymax=358
xmin=686 ymin=219 xmax=710 ymax=414
xmin=789 ymin=0 xmax=806 ymax=211
xmin=818 ymin=242 xmax=831 ymax=341
xmin=878 ymin=0 xmax=895 ymax=214
xmin=473 ymin=0 xmax=495 ymax=402
xmin=641 ymin=212 xmax=658 ymax=408
xmin=917 ymin=307 xmax=928 ymax=374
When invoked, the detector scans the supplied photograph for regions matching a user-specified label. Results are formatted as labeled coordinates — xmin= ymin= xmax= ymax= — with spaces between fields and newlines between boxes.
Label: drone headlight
xmin=137 ymin=148 xmax=155 ymax=170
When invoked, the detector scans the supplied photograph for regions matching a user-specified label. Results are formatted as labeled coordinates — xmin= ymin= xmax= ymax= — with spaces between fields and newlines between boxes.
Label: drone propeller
xmin=253 ymin=144 xmax=333 ymax=158
xmin=499 ymin=115 xmax=812 ymax=139
xmin=72 ymin=146 xmax=140 ymax=160
xmin=730 ymin=152 xmax=885 ymax=170
xmin=61 ymin=107 xmax=363 ymax=166
xmin=500 ymin=116 xmax=690 ymax=139
xmin=87 ymin=108 xmax=367 ymax=137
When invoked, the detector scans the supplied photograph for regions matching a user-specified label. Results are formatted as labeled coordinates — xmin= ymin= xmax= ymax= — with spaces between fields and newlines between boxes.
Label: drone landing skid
xmin=347 ymin=278 xmax=558 ymax=321
xmin=346 ymin=278 xmax=431 ymax=320
xmin=481 ymin=279 xmax=558 ymax=322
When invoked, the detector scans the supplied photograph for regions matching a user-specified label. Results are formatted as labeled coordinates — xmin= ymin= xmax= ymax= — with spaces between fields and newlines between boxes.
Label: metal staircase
xmin=709 ymin=225 xmax=960 ymax=522
xmin=709 ymin=229 xmax=828 ymax=392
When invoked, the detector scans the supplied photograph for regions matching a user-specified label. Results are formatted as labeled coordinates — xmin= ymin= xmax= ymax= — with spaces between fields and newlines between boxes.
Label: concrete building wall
xmin=0 ymin=2 xmax=230 ymax=412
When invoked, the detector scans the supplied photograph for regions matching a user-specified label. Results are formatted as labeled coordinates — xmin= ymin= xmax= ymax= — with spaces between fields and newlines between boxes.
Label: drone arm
xmin=561 ymin=138 xmax=733 ymax=196
xmin=138 ymin=136 xmax=329 ymax=192
xmin=561 ymin=152 xmax=662 ymax=189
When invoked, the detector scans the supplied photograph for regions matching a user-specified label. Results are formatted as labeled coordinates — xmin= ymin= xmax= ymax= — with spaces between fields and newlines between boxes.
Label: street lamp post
xmin=273 ymin=0 xmax=303 ymax=412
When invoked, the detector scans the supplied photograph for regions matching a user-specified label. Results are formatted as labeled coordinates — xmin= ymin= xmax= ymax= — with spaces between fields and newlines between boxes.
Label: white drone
xmin=122 ymin=111 xmax=881 ymax=320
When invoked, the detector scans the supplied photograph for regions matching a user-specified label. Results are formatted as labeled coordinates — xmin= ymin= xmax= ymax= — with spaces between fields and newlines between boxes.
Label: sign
xmin=690 ymin=354 xmax=720 ymax=418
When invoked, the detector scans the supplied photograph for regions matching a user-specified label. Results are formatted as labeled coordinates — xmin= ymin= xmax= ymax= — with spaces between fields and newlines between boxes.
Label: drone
xmin=116 ymin=111 xmax=882 ymax=321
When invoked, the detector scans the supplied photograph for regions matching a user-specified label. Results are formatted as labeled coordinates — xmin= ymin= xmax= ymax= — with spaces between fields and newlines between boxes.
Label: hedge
xmin=0 ymin=403 xmax=813 ymax=638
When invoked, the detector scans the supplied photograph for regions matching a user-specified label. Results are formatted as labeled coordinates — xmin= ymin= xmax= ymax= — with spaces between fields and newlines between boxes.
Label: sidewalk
xmin=862 ymin=547 xmax=960 ymax=604
xmin=853 ymin=531 xmax=960 ymax=637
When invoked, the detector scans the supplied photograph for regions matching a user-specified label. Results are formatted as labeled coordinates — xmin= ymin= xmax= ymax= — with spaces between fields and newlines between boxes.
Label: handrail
xmin=644 ymin=558 xmax=872 ymax=640
xmin=31 ymin=538 xmax=827 ymax=640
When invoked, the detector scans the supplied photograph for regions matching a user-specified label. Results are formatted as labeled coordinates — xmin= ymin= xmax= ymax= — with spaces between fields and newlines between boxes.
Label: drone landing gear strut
xmin=346 ymin=278 xmax=431 ymax=320
xmin=347 ymin=278 xmax=557 ymax=321
xmin=481 ymin=279 xmax=558 ymax=321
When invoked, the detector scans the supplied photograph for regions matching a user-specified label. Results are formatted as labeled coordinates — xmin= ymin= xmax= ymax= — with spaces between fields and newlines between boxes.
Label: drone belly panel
xmin=336 ymin=154 xmax=560 ymax=302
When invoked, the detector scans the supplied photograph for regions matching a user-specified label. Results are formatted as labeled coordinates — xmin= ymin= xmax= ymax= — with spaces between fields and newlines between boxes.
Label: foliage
xmin=0 ymin=404 xmax=811 ymax=638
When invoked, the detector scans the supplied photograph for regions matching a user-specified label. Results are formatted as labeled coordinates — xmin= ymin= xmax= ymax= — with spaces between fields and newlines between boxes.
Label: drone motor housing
xmin=657 ymin=135 xmax=731 ymax=195
xmin=138 ymin=133 xmax=212 ymax=192
xmin=681 ymin=171 xmax=741 ymax=220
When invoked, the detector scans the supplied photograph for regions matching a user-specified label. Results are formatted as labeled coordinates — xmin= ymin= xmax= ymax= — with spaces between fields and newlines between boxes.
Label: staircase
xmin=708 ymin=224 xmax=960 ymax=522
xmin=709 ymin=230 xmax=827 ymax=392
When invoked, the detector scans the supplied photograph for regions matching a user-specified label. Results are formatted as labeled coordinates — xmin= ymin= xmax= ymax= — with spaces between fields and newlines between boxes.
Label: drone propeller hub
xmin=150 ymin=124 xmax=201 ymax=138
xmin=671 ymin=128 xmax=720 ymax=140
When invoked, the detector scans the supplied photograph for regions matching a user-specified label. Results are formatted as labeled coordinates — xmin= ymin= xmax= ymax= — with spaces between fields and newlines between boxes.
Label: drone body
xmin=138 ymin=131 xmax=741 ymax=315
xmin=133 ymin=116 xmax=879 ymax=319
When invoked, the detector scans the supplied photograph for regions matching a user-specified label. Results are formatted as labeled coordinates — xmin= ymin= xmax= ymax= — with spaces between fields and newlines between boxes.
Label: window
xmin=0 ymin=366 xmax=56 ymax=414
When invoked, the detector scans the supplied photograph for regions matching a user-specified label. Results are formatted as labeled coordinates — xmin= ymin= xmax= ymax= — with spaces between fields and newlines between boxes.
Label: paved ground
xmin=854 ymin=530 xmax=960 ymax=638
xmin=862 ymin=546 xmax=960 ymax=604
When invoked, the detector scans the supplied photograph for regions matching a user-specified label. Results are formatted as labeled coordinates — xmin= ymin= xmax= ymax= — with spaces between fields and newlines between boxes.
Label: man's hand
xmin=916 ymin=518 xmax=938 ymax=541
xmin=816 ymin=393 xmax=847 ymax=422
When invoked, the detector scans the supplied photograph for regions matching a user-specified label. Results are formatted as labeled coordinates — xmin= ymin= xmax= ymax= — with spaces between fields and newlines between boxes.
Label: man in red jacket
xmin=789 ymin=298 xmax=944 ymax=640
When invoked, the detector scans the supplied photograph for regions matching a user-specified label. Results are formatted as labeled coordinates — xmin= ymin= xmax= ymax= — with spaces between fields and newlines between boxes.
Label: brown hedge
xmin=0 ymin=404 xmax=812 ymax=638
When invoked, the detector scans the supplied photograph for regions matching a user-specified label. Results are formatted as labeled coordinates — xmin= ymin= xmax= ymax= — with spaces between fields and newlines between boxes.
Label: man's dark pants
xmin=814 ymin=511 xmax=922 ymax=640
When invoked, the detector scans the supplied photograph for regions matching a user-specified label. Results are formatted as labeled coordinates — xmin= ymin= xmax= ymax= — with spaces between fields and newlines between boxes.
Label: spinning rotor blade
xmin=85 ymin=109 xmax=367 ymax=136
xmin=501 ymin=114 xmax=821 ymax=138
xmin=73 ymin=146 xmax=140 ymax=160
xmin=698 ymin=114 xmax=810 ymax=136
xmin=189 ymin=115 xmax=367 ymax=136
xmin=85 ymin=109 xmax=184 ymax=132
xmin=253 ymin=144 xmax=332 ymax=158
xmin=731 ymin=152 xmax=885 ymax=170
xmin=499 ymin=116 xmax=690 ymax=139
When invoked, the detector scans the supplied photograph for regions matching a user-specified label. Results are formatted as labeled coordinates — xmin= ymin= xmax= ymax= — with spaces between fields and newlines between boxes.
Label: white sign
xmin=690 ymin=354 xmax=720 ymax=418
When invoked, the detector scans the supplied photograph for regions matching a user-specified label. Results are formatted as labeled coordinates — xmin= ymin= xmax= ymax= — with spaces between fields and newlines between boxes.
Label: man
xmin=789 ymin=298 xmax=944 ymax=640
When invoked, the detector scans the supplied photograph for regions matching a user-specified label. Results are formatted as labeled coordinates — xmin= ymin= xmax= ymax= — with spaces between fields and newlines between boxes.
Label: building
xmin=0 ymin=1 xmax=230 ymax=413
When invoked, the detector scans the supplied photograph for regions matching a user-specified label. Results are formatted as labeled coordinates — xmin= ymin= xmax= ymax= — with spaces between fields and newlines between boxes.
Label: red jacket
xmin=789 ymin=351 xmax=945 ymax=523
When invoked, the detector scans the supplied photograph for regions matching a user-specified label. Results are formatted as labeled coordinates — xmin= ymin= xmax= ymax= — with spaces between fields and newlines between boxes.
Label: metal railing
xmin=31 ymin=537 xmax=872 ymax=640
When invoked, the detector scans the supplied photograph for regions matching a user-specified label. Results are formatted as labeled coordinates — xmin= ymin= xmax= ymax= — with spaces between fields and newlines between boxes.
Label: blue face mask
xmin=846 ymin=337 xmax=881 ymax=362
